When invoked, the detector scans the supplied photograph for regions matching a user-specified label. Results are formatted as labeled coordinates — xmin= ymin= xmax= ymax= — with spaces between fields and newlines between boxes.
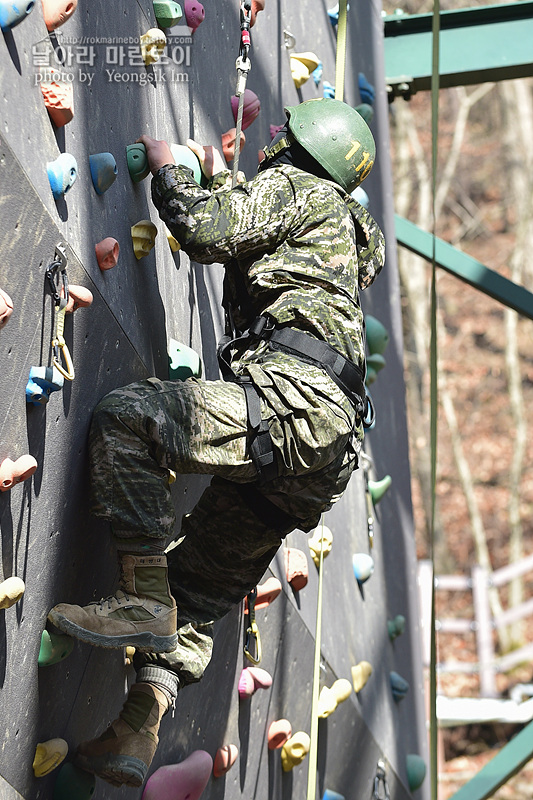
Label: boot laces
xmin=95 ymin=589 xmax=131 ymax=612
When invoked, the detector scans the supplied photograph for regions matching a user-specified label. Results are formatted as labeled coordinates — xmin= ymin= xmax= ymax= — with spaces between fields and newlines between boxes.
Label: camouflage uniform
xmin=89 ymin=163 xmax=384 ymax=686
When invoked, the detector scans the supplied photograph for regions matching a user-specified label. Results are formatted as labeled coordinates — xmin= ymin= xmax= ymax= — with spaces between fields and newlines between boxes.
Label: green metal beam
xmin=448 ymin=717 xmax=533 ymax=800
xmin=395 ymin=215 xmax=533 ymax=320
xmin=384 ymin=1 xmax=533 ymax=98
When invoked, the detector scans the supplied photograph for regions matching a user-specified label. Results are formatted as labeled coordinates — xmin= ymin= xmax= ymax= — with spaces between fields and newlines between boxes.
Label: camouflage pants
xmin=89 ymin=370 xmax=358 ymax=685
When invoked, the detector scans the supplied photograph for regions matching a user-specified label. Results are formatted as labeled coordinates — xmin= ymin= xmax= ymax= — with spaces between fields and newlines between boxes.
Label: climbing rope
xmin=334 ymin=0 xmax=348 ymax=101
xmin=45 ymin=245 xmax=75 ymax=381
xmin=306 ymin=517 xmax=326 ymax=800
xmin=232 ymin=0 xmax=252 ymax=186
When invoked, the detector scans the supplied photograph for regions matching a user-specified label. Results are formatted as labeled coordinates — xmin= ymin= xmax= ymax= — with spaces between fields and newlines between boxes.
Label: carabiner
xmin=52 ymin=306 xmax=75 ymax=381
xmin=373 ymin=759 xmax=391 ymax=800
xmin=239 ymin=0 xmax=252 ymax=61
xmin=243 ymin=588 xmax=262 ymax=664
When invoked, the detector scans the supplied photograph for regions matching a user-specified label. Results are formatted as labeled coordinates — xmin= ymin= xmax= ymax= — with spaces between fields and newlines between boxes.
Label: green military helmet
xmin=285 ymin=98 xmax=375 ymax=193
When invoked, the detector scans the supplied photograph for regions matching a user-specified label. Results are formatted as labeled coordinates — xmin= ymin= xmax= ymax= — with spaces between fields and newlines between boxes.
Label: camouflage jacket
xmin=151 ymin=163 xmax=385 ymax=376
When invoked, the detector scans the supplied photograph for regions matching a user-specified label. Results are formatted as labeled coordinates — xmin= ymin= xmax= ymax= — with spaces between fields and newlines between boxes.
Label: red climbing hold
xmin=41 ymin=0 xmax=78 ymax=31
xmin=95 ymin=238 xmax=120 ymax=271
xmin=231 ymin=89 xmax=260 ymax=131
xmin=213 ymin=744 xmax=238 ymax=778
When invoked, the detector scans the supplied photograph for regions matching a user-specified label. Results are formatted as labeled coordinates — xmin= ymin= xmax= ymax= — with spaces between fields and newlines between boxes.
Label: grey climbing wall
xmin=0 ymin=1 xmax=429 ymax=799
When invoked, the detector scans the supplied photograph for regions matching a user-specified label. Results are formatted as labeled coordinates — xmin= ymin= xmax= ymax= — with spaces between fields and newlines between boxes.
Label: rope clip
xmin=373 ymin=759 xmax=391 ymax=800
xmin=46 ymin=243 xmax=75 ymax=381
xmin=235 ymin=54 xmax=251 ymax=95
xmin=239 ymin=0 xmax=252 ymax=61
xmin=243 ymin=587 xmax=262 ymax=664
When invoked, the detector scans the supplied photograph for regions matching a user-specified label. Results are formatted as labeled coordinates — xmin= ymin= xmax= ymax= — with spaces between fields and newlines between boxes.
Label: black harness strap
xmin=239 ymin=379 xmax=278 ymax=483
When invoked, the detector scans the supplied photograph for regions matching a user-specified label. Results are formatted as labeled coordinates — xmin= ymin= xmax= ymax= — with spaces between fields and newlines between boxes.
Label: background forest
xmin=383 ymin=0 xmax=533 ymax=795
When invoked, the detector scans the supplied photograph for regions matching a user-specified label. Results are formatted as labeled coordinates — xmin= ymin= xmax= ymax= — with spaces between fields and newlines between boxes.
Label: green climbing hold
xmin=169 ymin=144 xmax=207 ymax=186
xmin=53 ymin=763 xmax=96 ymax=799
xmin=368 ymin=474 xmax=392 ymax=504
xmin=387 ymin=613 xmax=406 ymax=641
xmin=406 ymin=754 xmax=427 ymax=791
xmin=366 ymin=353 xmax=386 ymax=385
xmin=38 ymin=629 xmax=74 ymax=667
xmin=154 ymin=0 xmax=183 ymax=27
xmin=126 ymin=143 xmax=150 ymax=183
xmin=168 ymin=339 xmax=202 ymax=380
xmin=355 ymin=103 xmax=374 ymax=125
xmin=365 ymin=315 xmax=389 ymax=355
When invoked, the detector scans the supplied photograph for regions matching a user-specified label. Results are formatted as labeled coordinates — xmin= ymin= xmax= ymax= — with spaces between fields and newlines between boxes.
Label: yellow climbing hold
xmin=331 ymin=677 xmax=352 ymax=704
xmin=281 ymin=731 xmax=311 ymax=771
xmin=0 ymin=576 xmax=25 ymax=609
xmin=33 ymin=738 xmax=68 ymax=777
xmin=317 ymin=686 xmax=337 ymax=719
xmin=351 ymin=661 xmax=372 ymax=693
xmin=165 ymin=225 xmax=181 ymax=252
xmin=308 ymin=524 xmax=333 ymax=567
xmin=290 ymin=52 xmax=320 ymax=88
xmin=131 ymin=221 xmax=158 ymax=260
xmin=140 ymin=28 xmax=167 ymax=65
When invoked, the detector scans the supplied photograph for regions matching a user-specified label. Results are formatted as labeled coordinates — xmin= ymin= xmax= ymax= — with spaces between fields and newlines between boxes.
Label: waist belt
xmin=217 ymin=315 xmax=371 ymax=484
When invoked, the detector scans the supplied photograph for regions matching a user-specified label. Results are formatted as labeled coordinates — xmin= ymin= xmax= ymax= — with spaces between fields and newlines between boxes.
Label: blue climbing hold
xmin=358 ymin=72 xmax=375 ymax=106
xmin=323 ymin=791 xmax=345 ymax=800
xmin=26 ymin=366 xmax=64 ymax=406
xmin=89 ymin=152 xmax=118 ymax=195
xmin=312 ymin=61 xmax=323 ymax=86
xmin=352 ymin=552 xmax=374 ymax=585
xmin=0 ymin=0 xmax=34 ymax=30
xmin=323 ymin=81 xmax=335 ymax=100
xmin=169 ymin=144 xmax=205 ymax=186
xmin=47 ymin=153 xmax=78 ymax=199
xmin=390 ymin=670 xmax=410 ymax=702
xmin=351 ymin=186 xmax=369 ymax=209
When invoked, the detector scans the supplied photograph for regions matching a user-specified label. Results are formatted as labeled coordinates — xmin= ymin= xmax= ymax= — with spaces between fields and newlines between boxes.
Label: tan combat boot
xmin=47 ymin=553 xmax=178 ymax=652
xmin=75 ymin=683 xmax=169 ymax=787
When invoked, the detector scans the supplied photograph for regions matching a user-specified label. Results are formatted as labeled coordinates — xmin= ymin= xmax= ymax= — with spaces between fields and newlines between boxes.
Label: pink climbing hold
xmin=141 ymin=750 xmax=213 ymax=800
xmin=0 ymin=455 xmax=37 ymax=492
xmin=95 ymin=238 xmax=120 ymax=271
xmin=238 ymin=666 xmax=272 ymax=698
xmin=231 ymin=89 xmax=260 ymax=131
xmin=284 ymin=548 xmax=309 ymax=591
xmin=62 ymin=285 xmax=93 ymax=313
xmin=213 ymin=744 xmax=238 ymax=778
xmin=268 ymin=719 xmax=292 ymax=750
xmin=269 ymin=124 xmax=284 ymax=140
xmin=184 ymin=0 xmax=204 ymax=33
xmin=0 ymin=289 xmax=13 ymax=329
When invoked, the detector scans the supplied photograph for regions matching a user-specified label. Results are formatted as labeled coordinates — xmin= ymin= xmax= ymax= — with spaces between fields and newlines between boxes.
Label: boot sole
xmin=47 ymin=611 xmax=178 ymax=653
xmin=75 ymin=751 xmax=147 ymax=787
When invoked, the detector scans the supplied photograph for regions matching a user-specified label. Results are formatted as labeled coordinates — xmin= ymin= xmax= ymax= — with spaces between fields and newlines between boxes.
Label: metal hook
xmin=283 ymin=29 xmax=296 ymax=50
xmin=373 ymin=759 xmax=391 ymax=800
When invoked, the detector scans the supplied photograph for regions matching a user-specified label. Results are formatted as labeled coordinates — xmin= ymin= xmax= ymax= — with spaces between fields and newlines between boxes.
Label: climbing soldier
xmin=48 ymin=97 xmax=385 ymax=787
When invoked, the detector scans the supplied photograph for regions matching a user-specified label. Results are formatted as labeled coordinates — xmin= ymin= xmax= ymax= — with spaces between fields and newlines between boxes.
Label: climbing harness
xmin=373 ymin=759 xmax=391 ymax=800
xmin=45 ymin=243 xmax=75 ymax=381
xmin=243 ymin=587 xmax=262 ymax=664
xmin=232 ymin=0 xmax=252 ymax=186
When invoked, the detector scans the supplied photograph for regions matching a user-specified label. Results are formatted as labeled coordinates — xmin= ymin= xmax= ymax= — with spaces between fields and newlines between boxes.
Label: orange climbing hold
xmin=0 ymin=455 xmax=37 ymax=492
xmin=245 ymin=576 xmax=281 ymax=611
xmin=41 ymin=0 xmax=77 ymax=31
xmin=213 ymin=744 xmax=238 ymax=777
xmin=95 ymin=238 xmax=120 ymax=270
xmin=0 ymin=288 xmax=13 ymax=329
xmin=268 ymin=719 xmax=292 ymax=750
xmin=62 ymin=285 xmax=93 ymax=313
xmin=41 ymin=78 xmax=74 ymax=127
xmin=221 ymin=128 xmax=245 ymax=164
xmin=0 ymin=576 xmax=25 ymax=609
xmin=250 ymin=0 xmax=265 ymax=26
xmin=284 ymin=547 xmax=309 ymax=591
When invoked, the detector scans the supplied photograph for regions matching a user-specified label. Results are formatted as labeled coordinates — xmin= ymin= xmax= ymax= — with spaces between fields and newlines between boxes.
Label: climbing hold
xmin=33 ymin=738 xmax=68 ymax=777
xmin=250 ymin=0 xmax=264 ymax=27
xmin=327 ymin=2 xmax=349 ymax=27
xmin=47 ymin=153 xmax=78 ymax=199
xmin=41 ymin=78 xmax=74 ymax=128
xmin=53 ymin=762 xmax=95 ymax=800
xmin=184 ymin=0 xmax=204 ymax=33
xmin=153 ymin=0 xmax=182 ymax=28
xmin=38 ymin=629 xmax=74 ymax=666
xmin=368 ymin=475 xmax=392 ymax=504
xmin=358 ymin=72 xmax=375 ymax=106
xmin=317 ymin=686 xmax=337 ymax=719
xmin=141 ymin=750 xmax=213 ymax=800
xmin=131 ymin=220 xmax=158 ymax=260
xmin=231 ymin=89 xmax=260 ymax=131
xmin=352 ymin=553 xmax=374 ymax=585
xmin=0 ymin=0 xmax=34 ymax=30
xmin=365 ymin=315 xmax=389 ymax=355
xmin=169 ymin=143 xmax=203 ymax=185
xmin=365 ymin=353 xmax=386 ymax=386
xmin=281 ymin=731 xmax=310 ymax=772
xmin=312 ymin=62 xmax=323 ymax=86
xmin=323 ymin=792 xmax=345 ymax=800
xmin=0 ymin=456 xmax=37 ymax=492
xmin=221 ymin=128 xmax=245 ymax=164
xmin=390 ymin=670 xmax=409 ymax=702
xmin=323 ymin=81 xmax=335 ymax=99
xmin=213 ymin=744 xmax=238 ymax=778
xmin=388 ymin=614 xmax=406 ymax=641
xmin=63 ymin=285 xmax=93 ymax=313
xmin=284 ymin=547 xmax=309 ymax=591
xmin=268 ymin=719 xmax=292 ymax=749
xmin=351 ymin=661 xmax=372 ymax=692
xmin=42 ymin=0 xmax=77 ymax=31
xmin=165 ymin=226 xmax=180 ymax=252
xmin=351 ymin=186 xmax=369 ymax=209
xmin=140 ymin=28 xmax=167 ymax=65
xmin=168 ymin=339 xmax=202 ymax=380
xmin=126 ymin=143 xmax=150 ymax=183
xmin=238 ymin=666 xmax=272 ymax=698
xmin=406 ymin=754 xmax=427 ymax=791
xmin=331 ymin=678 xmax=352 ymax=704
xmin=245 ymin=576 xmax=281 ymax=611
xmin=308 ymin=524 xmax=333 ymax=567
xmin=95 ymin=237 xmax=120 ymax=270
xmin=269 ymin=124 xmax=284 ymax=140
xmin=0 ymin=576 xmax=25 ymax=609
xmin=89 ymin=152 xmax=118 ymax=195
xmin=355 ymin=103 xmax=374 ymax=125
xmin=290 ymin=52 xmax=320 ymax=89
xmin=26 ymin=365 xmax=64 ymax=405
xmin=0 ymin=288 xmax=13 ymax=328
